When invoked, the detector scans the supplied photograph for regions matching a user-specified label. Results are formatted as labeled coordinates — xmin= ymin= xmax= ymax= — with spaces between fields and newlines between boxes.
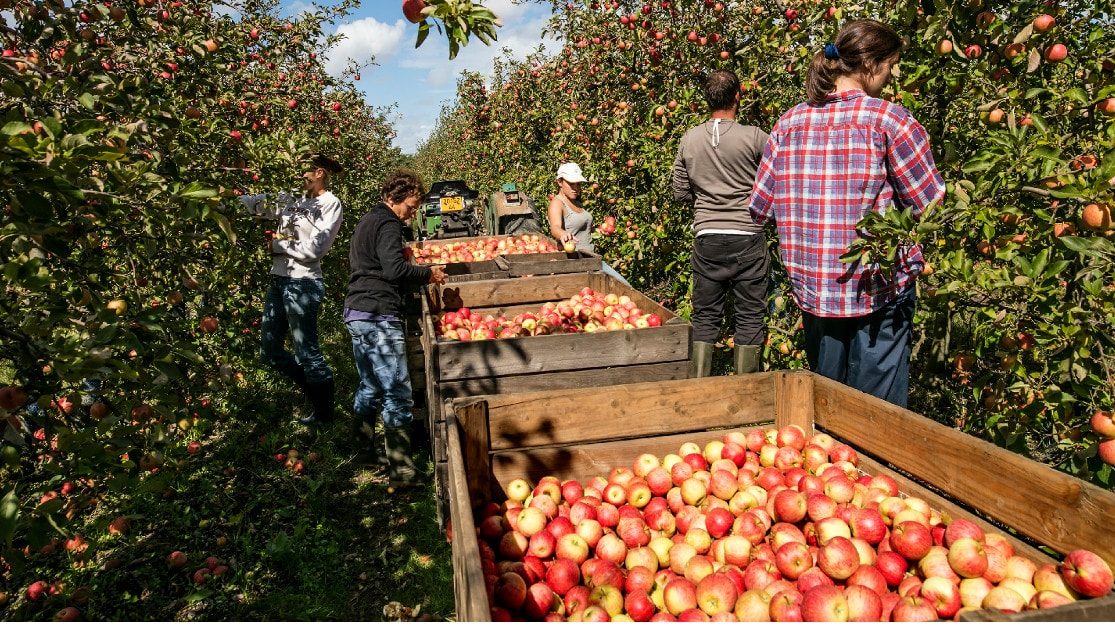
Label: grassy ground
xmin=1 ymin=295 xmax=456 ymax=621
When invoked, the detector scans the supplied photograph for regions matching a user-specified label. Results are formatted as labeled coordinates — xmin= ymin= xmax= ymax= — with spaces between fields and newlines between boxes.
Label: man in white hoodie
xmin=241 ymin=154 xmax=344 ymax=425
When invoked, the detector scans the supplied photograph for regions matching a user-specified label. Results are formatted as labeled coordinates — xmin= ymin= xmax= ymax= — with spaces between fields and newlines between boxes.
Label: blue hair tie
xmin=824 ymin=43 xmax=840 ymax=60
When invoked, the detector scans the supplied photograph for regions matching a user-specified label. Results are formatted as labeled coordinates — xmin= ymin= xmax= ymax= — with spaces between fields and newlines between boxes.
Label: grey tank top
xmin=560 ymin=196 xmax=594 ymax=254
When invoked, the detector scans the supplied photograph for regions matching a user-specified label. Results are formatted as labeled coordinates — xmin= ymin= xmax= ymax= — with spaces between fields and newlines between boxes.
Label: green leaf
xmin=211 ymin=212 xmax=236 ymax=245
xmin=79 ymin=93 xmax=96 ymax=110
xmin=0 ymin=488 xmax=18 ymax=547
xmin=1063 ymin=88 xmax=1089 ymax=104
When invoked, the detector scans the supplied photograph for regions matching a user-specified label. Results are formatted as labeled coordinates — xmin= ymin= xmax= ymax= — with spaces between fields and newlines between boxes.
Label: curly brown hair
xmin=380 ymin=170 xmax=426 ymax=204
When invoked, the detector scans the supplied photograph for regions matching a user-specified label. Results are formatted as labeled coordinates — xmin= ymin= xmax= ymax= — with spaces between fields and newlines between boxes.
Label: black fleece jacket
xmin=345 ymin=203 xmax=431 ymax=317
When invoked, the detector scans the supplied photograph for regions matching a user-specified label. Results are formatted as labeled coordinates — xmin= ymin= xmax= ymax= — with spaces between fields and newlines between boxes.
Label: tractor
xmin=413 ymin=180 xmax=543 ymax=241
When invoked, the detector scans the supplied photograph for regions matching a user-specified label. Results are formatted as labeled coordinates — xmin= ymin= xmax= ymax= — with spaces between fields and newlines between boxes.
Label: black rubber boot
xmin=734 ymin=344 xmax=762 ymax=375
xmin=384 ymin=426 xmax=422 ymax=488
xmin=298 ymin=378 xmax=335 ymax=425
xmin=689 ymin=341 xmax=715 ymax=378
xmin=352 ymin=414 xmax=388 ymax=465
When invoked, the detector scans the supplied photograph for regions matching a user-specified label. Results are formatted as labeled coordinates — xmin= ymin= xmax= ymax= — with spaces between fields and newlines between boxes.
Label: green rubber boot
xmin=689 ymin=341 xmax=715 ymax=378
xmin=734 ymin=344 xmax=762 ymax=375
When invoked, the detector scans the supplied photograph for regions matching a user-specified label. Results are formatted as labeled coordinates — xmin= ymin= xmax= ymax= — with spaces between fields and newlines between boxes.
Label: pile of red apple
xmin=471 ymin=426 xmax=1114 ymax=621
xmin=409 ymin=235 xmax=558 ymax=264
xmin=438 ymin=287 xmax=663 ymax=342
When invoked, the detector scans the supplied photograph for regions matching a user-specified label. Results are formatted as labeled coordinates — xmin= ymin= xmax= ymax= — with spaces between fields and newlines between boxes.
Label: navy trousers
xmin=801 ymin=286 xmax=916 ymax=408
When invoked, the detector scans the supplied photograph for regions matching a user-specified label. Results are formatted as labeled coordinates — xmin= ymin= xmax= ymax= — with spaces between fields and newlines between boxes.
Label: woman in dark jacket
xmin=345 ymin=170 xmax=446 ymax=485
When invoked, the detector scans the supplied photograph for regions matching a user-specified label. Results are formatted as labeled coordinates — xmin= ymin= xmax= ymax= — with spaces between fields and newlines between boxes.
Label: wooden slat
xmin=855 ymin=452 xmax=1051 ymax=567
xmin=490 ymin=426 xmax=770 ymax=497
xmin=480 ymin=374 xmax=776 ymax=450
xmin=813 ymin=376 xmax=1115 ymax=568
xmin=501 ymin=251 xmax=603 ymax=277
xmin=959 ymin=594 xmax=1115 ymax=621
xmin=456 ymin=399 xmax=493 ymax=509
xmin=775 ymin=370 xmax=815 ymax=437
xmin=424 ymin=272 xmax=682 ymax=322
xmin=434 ymin=324 xmax=689 ymax=380
xmin=446 ymin=416 xmax=491 ymax=622
xmin=446 ymin=414 xmax=490 ymax=620
xmin=437 ymin=361 xmax=688 ymax=401
xmin=427 ymin=273 xmax=599 ymax=312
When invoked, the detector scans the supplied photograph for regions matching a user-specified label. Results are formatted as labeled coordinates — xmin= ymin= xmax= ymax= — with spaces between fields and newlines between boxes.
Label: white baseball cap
xmin=556 ymin=162 xmax=587 ymax=183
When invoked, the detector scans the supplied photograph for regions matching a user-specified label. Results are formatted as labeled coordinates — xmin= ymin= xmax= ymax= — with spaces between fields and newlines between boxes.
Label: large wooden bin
xmin=422 ymin=271 xmax=692 ymax=525
xmin=409 ymin=233 xmax=567 ymax=283
xmin=444 ymin=371 xmax=1115 ymax=622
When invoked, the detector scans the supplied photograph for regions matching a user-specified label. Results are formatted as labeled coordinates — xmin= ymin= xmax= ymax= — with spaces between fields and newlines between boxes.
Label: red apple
xmin=944 ymin=518 xmax=985 ymax=547
xmin=774 ymin=542 xmax=813 ymax=580
xmin=981 ymin=585 xmax=1026 ymax=612
xmin=891 ymin=520 xmax=933 ymax=561
xmin=1095 ymin=411 xmax=1115 ymax=437
xmin=891 ymin=594 xmax=939 ymax=621
xmin=948 ymin=538 xmax=988 ymax=579
xmin=773 ymin=490 xmax=807 ymax=523
xmin=848 ymin=508 xmax=886 ymax=545
xmin=959 ymin=577 xmax=995 ymax=609
xmin=801 ymin=584 xmax=849 ymax=621
xmin=734 ymin=589 xmax=771 ymax=620
xmin=1060 ymin=549 xmax=1114 ymax=598
xmin=920 ymin=575 xmax=962 ymax=619
xmin=402 ymin=0 xmax=427 ymax=24
xmin=768 ymin=588 xmax=804 ymax=621
xmin=496 ymin=572 xmax=528 ymax=609
xmin=524 ymin=582 xmax=561 ymax=619
xmin=663 ymin=577 xmax=698 ymax=615
xmin=844 ymin=584 xmax=883 ymax=621
xmin=818 ymin=537 xmax=859 ymax=581
xmin=696 ymin=572 xmax=738 ymax=615
xmin=876 ymin=551 xmax=908 ymax=587
xmin=546 ymin=558 xmax=580 ymax=595
xmin=624 ymin=590 xmax=656 ymax=621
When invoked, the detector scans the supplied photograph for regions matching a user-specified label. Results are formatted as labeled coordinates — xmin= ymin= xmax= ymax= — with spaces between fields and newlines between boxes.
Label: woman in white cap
xmin=547 ymin=162 xmax=630 ymax=286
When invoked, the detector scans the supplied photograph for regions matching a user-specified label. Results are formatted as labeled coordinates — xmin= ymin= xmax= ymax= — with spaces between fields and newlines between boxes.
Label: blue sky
xmin=283 ymin=0 xmax=559 ymax=154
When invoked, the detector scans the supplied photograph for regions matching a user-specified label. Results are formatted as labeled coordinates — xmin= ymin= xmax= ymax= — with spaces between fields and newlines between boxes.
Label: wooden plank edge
xmin=958 ymin=593 xmax=1115 ymax=622
xmin=446 ymin=412 xmax=491 ymax=622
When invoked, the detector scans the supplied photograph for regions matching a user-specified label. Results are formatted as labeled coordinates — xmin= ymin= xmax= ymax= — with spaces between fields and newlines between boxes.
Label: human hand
xmin=429 ymin=265 xmax=448 ymax=285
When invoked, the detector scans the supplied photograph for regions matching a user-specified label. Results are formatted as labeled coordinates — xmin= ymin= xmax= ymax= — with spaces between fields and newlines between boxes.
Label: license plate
xmin=440 ymin=196 xmax=464 ymax=212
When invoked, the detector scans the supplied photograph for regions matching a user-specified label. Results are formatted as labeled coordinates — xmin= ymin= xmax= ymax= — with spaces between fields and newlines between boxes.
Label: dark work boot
xmin=689 ymin=341 xmax=715 ymax=378
xmin=734 ymin=344 xmax=762 ymax=375
xmin=298 ymin=378 xmax=335 ymax=425
xmin=352 ymin=414 xmax=388 ymax=466
xmin=384 ymin=426 xmax=422 ymax=489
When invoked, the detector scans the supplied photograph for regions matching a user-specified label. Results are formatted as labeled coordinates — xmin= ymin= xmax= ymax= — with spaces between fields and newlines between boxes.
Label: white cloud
xmin=381 ymin=2 xmax=561 ymax=152
xmin=324 ymin=17 xmax=407 ymax=76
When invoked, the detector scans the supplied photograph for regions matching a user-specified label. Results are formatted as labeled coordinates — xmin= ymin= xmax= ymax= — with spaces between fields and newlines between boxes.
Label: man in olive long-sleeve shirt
xmin=345 ymin=171 xmax=445 ymax=486
xmin=672 ymin=71 xmax=770 ymax=377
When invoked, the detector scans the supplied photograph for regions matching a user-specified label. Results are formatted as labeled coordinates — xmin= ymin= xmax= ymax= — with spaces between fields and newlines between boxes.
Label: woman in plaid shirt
xmin=750 ymin=20 xmax=946 ymax=407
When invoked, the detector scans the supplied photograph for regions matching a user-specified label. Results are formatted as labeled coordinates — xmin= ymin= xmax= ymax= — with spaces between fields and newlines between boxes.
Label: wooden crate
xmin=408 ymin=235 xmax=507 ymax=283
xmin=423 ymin=272 xmax=691 ymax=526
xmin=496 ymin=250 xmax=603 ymax=277
xmin=445 ymin=371 xmax=1115 ymax=622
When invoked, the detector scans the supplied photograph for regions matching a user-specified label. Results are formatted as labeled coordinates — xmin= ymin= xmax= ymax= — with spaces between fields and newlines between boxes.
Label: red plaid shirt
xmin=750 ymin=90 xmax=946 ymax=317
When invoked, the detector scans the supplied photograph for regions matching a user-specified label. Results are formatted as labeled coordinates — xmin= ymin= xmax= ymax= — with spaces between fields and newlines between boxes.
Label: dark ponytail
xmin=806 ymin=20 xmax=904 ymax=106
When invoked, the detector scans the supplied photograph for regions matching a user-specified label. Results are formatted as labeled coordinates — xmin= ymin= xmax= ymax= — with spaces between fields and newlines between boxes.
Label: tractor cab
xmin=486 ymin=183 xmax=542 ymax=236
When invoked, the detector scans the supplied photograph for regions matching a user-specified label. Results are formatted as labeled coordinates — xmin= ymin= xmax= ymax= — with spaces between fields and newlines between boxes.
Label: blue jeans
xmin=802 ymin=286 xmax=916 ymax=407
xmin=347 ymin=320 xmax=413 ymax=428
xmin=261 ymin=276 xmax=332 ymax=384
